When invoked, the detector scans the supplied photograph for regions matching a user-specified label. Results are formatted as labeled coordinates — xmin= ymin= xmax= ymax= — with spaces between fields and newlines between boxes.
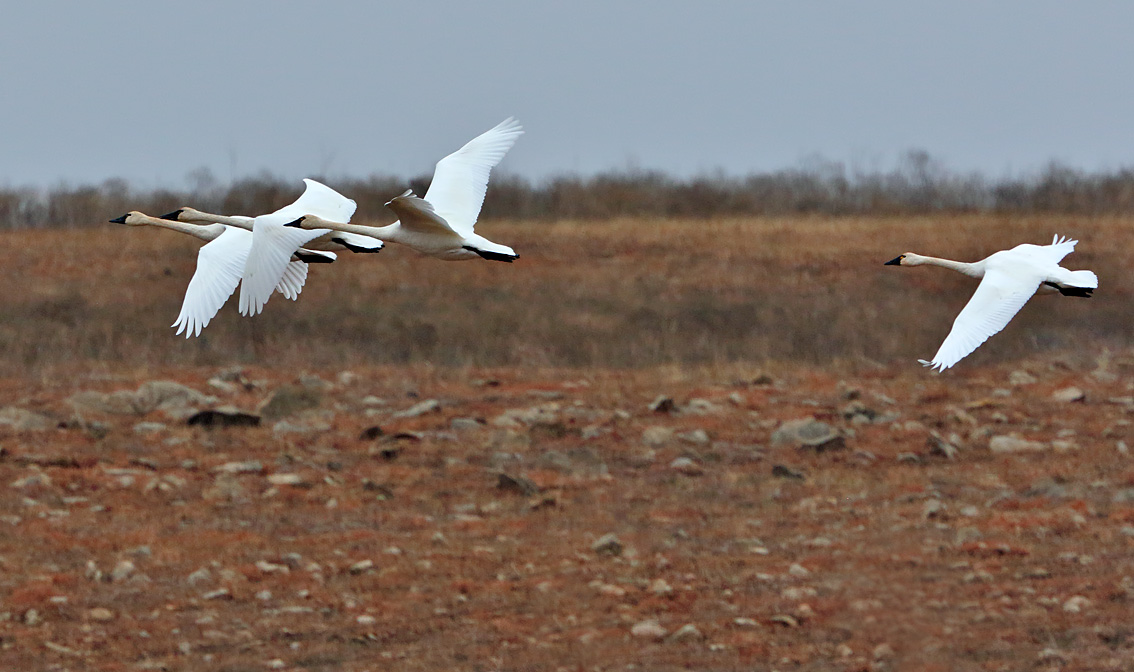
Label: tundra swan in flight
xmin=159 ymin=178 xmax=384 ymax=254
xmin=110 ymin=212 xmax=333 ymax=337
xmin=885 ymin=235 xmax=1097 ymax=371
xmin=286 ymin=117 xmax=523 ymax=262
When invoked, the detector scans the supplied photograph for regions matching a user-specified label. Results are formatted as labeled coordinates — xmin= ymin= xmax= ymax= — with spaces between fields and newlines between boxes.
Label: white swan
xmin=159 ymin=178 xmax=384 ymax=254
xmin=110 ymin=211 xmax=334 ymax=337
xmin=885 ymin=235 xmax=1097 ymax=371
xmin=289 ymin=117 xmax=523 ymax=262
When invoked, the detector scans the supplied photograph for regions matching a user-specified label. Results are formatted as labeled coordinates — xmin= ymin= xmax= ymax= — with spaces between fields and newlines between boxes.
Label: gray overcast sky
xmin=1 ymin=1 xmax=1131 ymax=189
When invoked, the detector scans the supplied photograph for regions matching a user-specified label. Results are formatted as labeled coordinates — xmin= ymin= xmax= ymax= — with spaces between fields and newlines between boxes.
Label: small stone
xmin=772 ymin=418 xmax=844 ymax=451
xmin=84 ymin=560 xmax=102 ymax=582
xmin=267 ymin=473 xmax=304 ymax=486
xmin=213 ymin=460 xmax=264 ymax=474
xmin=110 ymin=560 xmax=135 ymax=582
xmin=43 ymin=642 xmax=80 ymax=656
xmin=390 ymin=399 xmax=440 ymax=419
xmin=927 ymin=431 xmax=960 ymax=459
xmin=631 ymin=619 xmax=667 ymax=639
xmin=348 ymin=559 xmax=374 ymax=575
xmin=648 ymin=396 xmax=676 ymax=414
xmin=788 ymin=563 xmax=810 ymax=577
xmin=202 ymin=588 xmax=231 ymax=600
xmin=873 ymin=643 xmax=896 ymax=660
xmin=267 ymin=660 xmax=287 ymax=670
xmin=989 ymin=435 xmax=1046 ymax=453
xmin=1052 ymin=387 xmax=1085 ymax=403
xmin=0 ymin=407 xmax=53 ymax=431
xmin=1008 ymin=370 xmax=1038 ymax=386
xmin=733 ymin=617 xmax=759 ymax=628
xmin=1062 ymin=595 xmax=1090 ymax=613
xmin=592 ymin=533 xmax=623 ymax=557
xmin=668 ymin=623 xmax=703 ymax=642
xmin=22 ymin=608 xmax=40 ymax=625
xmin=649 ymin=578 xmax=674 ymax=596
xmin=255 ymin=560 xmax=288 ymax=573
xmin=641 ymin=426 xmax=674 ymax=446
xmin=923 ymin=499 xmax=945 ymax=519
xmin=769 ymin=614 xmax=798 ymax=627
xmin=356 ymin=614 xmax=377 ymax=625
xmin=677 ymin=429 xmax=710 ymax=445
xmin=684 ymin=399 xmax=722 ymax=415
xmin=132 ymin=422 xmax=166 ymax=434
xmin=450 ymin=417 xmax=483 ymax=431
xmin=186 ymin=568 xmax=212 ymax=586
xmin=670 ymin=457 xmax=703 ymax=476
xmin=87 ymin=607 xmax=114 ymax=622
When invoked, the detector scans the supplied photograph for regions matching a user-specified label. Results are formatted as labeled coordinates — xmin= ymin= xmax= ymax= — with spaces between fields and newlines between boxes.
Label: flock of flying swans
xmin=111 ymin=117 xmax=524 ymax=337
xmin=111 ymin=115 xmax=1098 ymax=372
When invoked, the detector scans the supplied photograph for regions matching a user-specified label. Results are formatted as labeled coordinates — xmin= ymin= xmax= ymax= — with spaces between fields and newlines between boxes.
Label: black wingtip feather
xmin=463 ymin=246 xmax=518 ymax=263
xmin=334 ymin=238 xmax=383 ymax=254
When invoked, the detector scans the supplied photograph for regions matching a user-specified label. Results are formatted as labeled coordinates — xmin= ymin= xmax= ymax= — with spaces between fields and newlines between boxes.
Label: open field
xmin=0 ymin=213 xmax=1127 ymax=373
xmin=0 ymin=215 xmax=1132 ymax=670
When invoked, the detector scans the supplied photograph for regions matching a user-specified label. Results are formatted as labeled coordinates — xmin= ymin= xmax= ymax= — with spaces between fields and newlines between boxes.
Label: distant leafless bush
xmin=6 ymin=151 xmax=1134 ymax=228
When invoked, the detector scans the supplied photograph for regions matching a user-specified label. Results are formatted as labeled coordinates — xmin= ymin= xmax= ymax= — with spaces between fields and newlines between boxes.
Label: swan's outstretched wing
xmin=239 ymin=220 xmax=332 ymax=316
xmin=423 ymin=117 xmax=523 ymax=236
xmin=1039 ymin=234 xmax=1078 ymax=264
xmin=271 ymin=178 xmax=357 ymax=224
xmin=385 ymin=190 xmax=464 ymax=238
xmin=920 ymin=267 xmax=1040 ymax=371
xmin=172 ymin=227 xmax=251 ymax=338
xmin=274 ymin=261 xmax=309 ymax=301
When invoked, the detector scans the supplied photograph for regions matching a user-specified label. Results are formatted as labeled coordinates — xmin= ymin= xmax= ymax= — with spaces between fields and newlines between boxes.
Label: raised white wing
xmin=271 ymin=178 xmax=357 ymax=224
xmin=1041 ymin=234 xmax=1078 ymax=264
xmin=239 ymin=219 xmax=332 ymax=316
xmin=423 ymin=117 xmax=522 ymax=236
xmin=920 ymin=267 xmax=1040 ymax=371
xmin=172 ymin=227 xmax=250 ymax=338
xmin=385 ymin=190 xmax=463 ymax=238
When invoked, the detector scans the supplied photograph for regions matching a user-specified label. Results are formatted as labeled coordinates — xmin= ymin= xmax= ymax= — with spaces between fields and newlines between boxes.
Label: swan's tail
xmin=1045 ymin=268 xmax=1098 ymax=297
xmin=1055 ymin=268 xmax=1098 ymax=289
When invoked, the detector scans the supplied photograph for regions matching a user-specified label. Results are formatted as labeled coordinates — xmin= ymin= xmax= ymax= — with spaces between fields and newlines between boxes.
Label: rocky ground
xmin=0 ymin=357 xmax=1133 ymax=671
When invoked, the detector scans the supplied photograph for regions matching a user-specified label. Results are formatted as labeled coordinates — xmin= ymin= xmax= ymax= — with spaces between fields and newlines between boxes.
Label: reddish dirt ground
xmin=0 ymin=358 xmax=1132 ymax=671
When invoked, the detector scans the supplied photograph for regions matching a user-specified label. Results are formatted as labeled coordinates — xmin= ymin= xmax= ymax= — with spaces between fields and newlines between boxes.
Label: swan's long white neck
xmin=179 ymin=210 xmax=252 ymax=230
xmin=905 ymin=254 xmax=983 ymax=278
xmin=137 ymin=215 xmax=222 ymax=242
xmin=302 ymin=216 xmax=401 ymax=241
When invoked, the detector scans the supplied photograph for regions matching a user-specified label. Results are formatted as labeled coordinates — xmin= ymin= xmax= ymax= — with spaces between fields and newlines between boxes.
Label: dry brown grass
xmin=0 ymin=213 xmax=1126 ymax=376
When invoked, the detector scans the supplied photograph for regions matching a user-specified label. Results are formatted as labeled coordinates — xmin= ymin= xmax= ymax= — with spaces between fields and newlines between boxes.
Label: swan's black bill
xmin=883 ymin=256 xmax=902 ymax=266
xmin=109 ymin=214 xmax=128 ymax=224
xmin=158 ymin=209 xmax=184 ymax=221
xmin=284 ymin=217 xmax=306 ymax=228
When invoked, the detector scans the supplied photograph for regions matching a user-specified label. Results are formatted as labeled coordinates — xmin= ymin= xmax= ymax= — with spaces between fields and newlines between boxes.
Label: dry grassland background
xmin=0 ymin=213 xmax=1125 ymax=375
